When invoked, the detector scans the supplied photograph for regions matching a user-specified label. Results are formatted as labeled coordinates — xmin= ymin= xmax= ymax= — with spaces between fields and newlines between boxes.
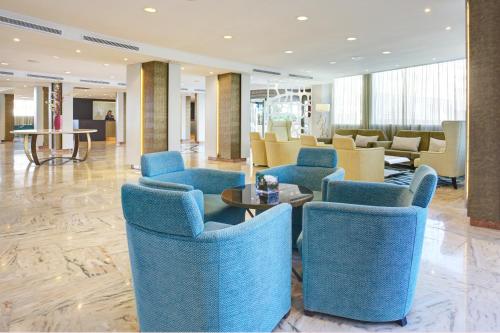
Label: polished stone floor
xmin=0 ymin=141 xmax=499 ymax=332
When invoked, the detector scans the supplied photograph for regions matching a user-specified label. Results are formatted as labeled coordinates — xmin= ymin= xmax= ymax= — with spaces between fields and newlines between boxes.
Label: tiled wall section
xmin=142 ymin=61 xmax=168 ymax=154
xmin=218 ymin=73 xmax=241 ymax=160
xmin=468 ymin=0 xmax=500 ymax=228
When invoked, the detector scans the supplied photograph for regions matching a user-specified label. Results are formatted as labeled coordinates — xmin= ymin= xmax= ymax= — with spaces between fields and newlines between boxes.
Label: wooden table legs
xmin=23 ymin=133 xmax=92 ymax=166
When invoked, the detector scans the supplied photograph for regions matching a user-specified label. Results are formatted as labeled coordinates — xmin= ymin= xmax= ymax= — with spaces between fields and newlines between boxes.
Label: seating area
xmin=2 ymin=2 xmax=500 ymax=333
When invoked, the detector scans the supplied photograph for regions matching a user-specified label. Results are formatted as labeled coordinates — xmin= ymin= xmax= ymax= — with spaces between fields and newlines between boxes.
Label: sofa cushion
xmin=335 ymin=129 xmax=358 ymax=138
xmin=357 ymin=129 xmax=387 ymax=141
xmin=355 ymin=135 xmax=379 ymax=148
xmin=204 ymin=194 xmax=245 ymax=225
xmin=334 ymin=133 xmax=353 ymax=139
xmin=391 ymin=136 xmax=421 ymax=152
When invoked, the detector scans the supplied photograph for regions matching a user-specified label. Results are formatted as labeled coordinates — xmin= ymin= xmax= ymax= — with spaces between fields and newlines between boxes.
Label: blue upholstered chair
xmin=122 ymin=184 xmax=292 ymax=332
xmin=256 ymin=148 xmax=345 ymax=246
xmin=140 ymin=151 xmax=246 ymax=224
xmin=298 ymin=165 xmax=438 ymax=326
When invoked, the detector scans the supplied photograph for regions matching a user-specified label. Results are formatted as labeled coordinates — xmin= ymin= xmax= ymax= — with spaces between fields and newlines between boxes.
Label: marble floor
xmin=0 ymin=141 xmax=499 ymax=332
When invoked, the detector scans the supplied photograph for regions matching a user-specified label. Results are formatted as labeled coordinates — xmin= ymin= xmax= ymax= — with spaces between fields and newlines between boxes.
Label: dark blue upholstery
xmin=256 ymin=148 xmax=345 ymax=247
xmin=298 ymin=165 xmax=438 ymax=324
xmin=140 ymin=151 xmax=246 ymax=224
xmin=122 ymin=184 xmax=292 ymax=332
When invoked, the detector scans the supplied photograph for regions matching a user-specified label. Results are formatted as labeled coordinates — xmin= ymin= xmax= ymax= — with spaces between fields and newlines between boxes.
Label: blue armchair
xmin=298 ymin=165 xmax=438 ymax=326
xmin=122 ymin=184 xmax=292 ymax=332
xmin=256 ymin=148 xmax=345 ymax=246
xmin=140 ymin=151 xmax=246 ymax=224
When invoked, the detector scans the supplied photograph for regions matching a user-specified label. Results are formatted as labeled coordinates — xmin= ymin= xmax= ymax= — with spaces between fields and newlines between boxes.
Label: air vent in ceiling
xmin=289 ymin=73 xmax=314 ymax=80
xmin=194 ymin=89 xmax=205 ymax=92
xmin=83 ymin=35 xmax=139 ymax=51
xmin=0 ymin=71 xmax=14 ymax=76
xmin=181 ymin=88 xmax=189 ymax=91
xmin=74 ymin=87 xmax=90 ymax=90
xmin=27 ymin=74 xmax=64 ymax=80
xmin=80 ymin=79 xmax=110 ymax=85
xmin=253 ymin=69 xmax=281 ymax=76
xmin=0 ymin=15 xmax=62 ymax=35
xmin=118 ymin=82 xmax=126 ymax=86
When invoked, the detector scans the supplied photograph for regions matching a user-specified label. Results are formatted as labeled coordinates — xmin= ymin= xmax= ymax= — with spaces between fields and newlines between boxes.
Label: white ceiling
xmin=0 ymin=0 xmax=466 ymax=86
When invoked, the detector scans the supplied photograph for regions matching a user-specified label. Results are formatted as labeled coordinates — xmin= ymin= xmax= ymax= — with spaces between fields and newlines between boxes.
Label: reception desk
xmin=73 ymin=120 xmax=115 ymax=141
xmin=105 ymin=121 xmax=116 ymax=140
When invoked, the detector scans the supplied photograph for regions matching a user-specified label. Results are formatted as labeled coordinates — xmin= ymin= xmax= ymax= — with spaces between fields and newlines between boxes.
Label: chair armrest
xmin=256 ymin=165 xmax=294 ymax=183
xmin=326 ymin=180 xmax=411 ymax=207
xmin=189 ymin=168 xmax=245 ymax=194
xmin=368 ymin=141 xmax=392 ymax=149
xmin=321 ymin=168 xmax=345 ymax=201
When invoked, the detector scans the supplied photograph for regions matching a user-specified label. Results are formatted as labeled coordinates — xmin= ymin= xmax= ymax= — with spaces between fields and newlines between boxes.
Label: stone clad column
xmin=467 ymin=0 xmax=500 ymax=229
xmin=0 ymin=94 xmax=14 ymax=142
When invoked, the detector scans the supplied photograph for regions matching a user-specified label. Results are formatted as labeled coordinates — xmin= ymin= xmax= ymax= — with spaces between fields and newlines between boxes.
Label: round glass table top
xmin=221 ymin=183 xmax=314 ymax=210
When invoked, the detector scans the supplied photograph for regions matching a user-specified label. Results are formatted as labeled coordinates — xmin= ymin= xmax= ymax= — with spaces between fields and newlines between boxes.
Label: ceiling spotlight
xmin=445 ymin=26 xmax=452 ymax=30
xmin=223 ymin=35 xmax=233 ymax=39
xmin=0 ymin=62 xmax=8 ymax=66
xmin=432 ymin=57 xmax=437 ymax=61
xmin=23 ymin=85 xmax=27 ymax=88
xmin=123 ymin=57 xmax=128 ymax=61
xmin=13 ymin=38 xmax=20 ymax=42
xmin=296 ymin=16 xmax=309 ymax=21
xmin=351 ymin=56 xmax=363 ymax=61
xmin=346 ymin=37 xmax=357 ymax=41
xmin=181 ymin=67 xmax=185 ymax=70
xmin=209 ymin=71 xmax=214 ymax=75
xmin=104 ymin=63 xmax=109 ymax=66
xmin=75 ymin=49 xmax=81 ymax=53
xmin=424 ymin=8 xmax=431 ymax=13
xmin=110 ymin=75 xmax=115 ymax=79
xmin=65 ymin=71 xmax=71 ymax=74
xmin=53 ymin=55 xmax=59 ymax=59
xmin=144 ymin=7 xmax=157 ymax=13
xmin=284 ymin=50 xmax=294 ymax=54
xmin=329 ymin=61 xmax=337 ymax=65
xmin=382 ymin=51 xmax=392 ymax=55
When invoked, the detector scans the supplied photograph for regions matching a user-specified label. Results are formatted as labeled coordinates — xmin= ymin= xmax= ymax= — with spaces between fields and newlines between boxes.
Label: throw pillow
xmin=391 ymin=136 xmax=421 ymax=152
xmin=334 ymin=133 xmax=353 ymax=139
xmin=429 ymin=137 xmax=446 ymax=152
xmin=355 ymin=135 xmax=379 ymax=148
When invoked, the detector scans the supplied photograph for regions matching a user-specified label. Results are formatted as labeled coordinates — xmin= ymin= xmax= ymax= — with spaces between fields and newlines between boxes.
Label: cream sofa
xmin=267 ymin=119 xmax=293 ymax=141
xmin=250 ymin=132 xmax=268 ymax=166
xmin=300 ymin=135 xmax=328 ymax=147
xmin=264 ymin=132 xmax=301 ymax=167
xmin=333 ymin=137 xmax=385 ymax=182
xmin=414 ymin=121 xmax=466 ymax=189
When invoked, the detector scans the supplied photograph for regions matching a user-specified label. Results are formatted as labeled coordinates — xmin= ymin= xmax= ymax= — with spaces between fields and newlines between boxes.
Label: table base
xmin=23 ymin=133 xmax=92 ymax=166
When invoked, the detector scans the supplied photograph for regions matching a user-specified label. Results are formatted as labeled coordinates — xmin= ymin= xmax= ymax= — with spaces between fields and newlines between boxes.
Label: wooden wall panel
xmin=217 ymin=73 xmax=241 ymax=160
xmin=141 ymin=61 xmax=168 ymax=154
xmin=468 ymin=0 xmax=500 ymax=228
xmin=4 ymin=94 xmax=14 ymax=141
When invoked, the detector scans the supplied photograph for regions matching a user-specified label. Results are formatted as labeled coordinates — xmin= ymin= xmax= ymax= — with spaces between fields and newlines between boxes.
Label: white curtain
xmin=370 ymin=59 xmax=466 ymax=137
xmin=332 ymin=75 xmax=363 ymax=129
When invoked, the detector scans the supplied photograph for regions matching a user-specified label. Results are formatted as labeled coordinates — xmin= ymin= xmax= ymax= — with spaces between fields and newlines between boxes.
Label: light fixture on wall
xmin=315 ymin=103 xmax=331 ymax=138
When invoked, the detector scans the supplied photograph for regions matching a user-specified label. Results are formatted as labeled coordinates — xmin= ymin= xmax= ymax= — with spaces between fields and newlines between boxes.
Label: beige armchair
xmin=414 ymin=121 xmax=466 ymax=189
xmin=300 ymin=135 xmax=328 ymax=147
xmin=264 ymin=132 xmax=301 ymax=167
xmin=267 ymin=119 xmax=293 ymax=141
xmin=250 ymin=132 xmax=268 ymax=166
xmin=333 ymin=137 xmax=385 ymax=182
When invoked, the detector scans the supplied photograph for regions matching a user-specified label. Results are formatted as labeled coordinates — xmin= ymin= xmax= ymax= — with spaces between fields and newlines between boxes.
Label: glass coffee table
xmin=221 ymin=183 xmax=314 ymax=217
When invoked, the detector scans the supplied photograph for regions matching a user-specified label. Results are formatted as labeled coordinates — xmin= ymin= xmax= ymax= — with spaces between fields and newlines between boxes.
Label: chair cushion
xmin=297 ymin=148 xmax=337 ymax=168
xmin=385 ymin=149 xmax=413 ymax=160
xmin=313 ymin=191 xmax=322 ymax=201
xmin=203 ymin=221 xmax=232 ymax=231
xmin=429 ymin=137 xmax=446 ymax=152
xmin=141 ymin=151 xmax=185 ymax=177
xmin=204 ymin=194 xmax=245 ymax=225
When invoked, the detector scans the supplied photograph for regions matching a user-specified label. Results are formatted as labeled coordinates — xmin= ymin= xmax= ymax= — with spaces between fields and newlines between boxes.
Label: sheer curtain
xmin=14 ymin=99 xmax=35 ymax=126
xmin=370 ymin=59 xmax=466 ymax=138
xmin=332 ymin=75 xmax=363 ymax=129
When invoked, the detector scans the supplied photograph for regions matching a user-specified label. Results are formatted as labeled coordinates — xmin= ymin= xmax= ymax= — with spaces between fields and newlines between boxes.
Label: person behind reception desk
xmin=105 ymin=110 xmax=115 ymax=121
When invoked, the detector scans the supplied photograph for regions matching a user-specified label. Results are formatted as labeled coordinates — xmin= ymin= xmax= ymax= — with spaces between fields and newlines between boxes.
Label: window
xmin=13 ymin=99 xmax=35 ymax=117
xmin=371 ymin=59 xmax=466 ymax=127
xmin=332 ymin=75 xmax=363 ymax=127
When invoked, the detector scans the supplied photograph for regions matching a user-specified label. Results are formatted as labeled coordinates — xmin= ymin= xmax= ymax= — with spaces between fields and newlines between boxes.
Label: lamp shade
xmin=315 ymin=103 xmax=331 ymax=112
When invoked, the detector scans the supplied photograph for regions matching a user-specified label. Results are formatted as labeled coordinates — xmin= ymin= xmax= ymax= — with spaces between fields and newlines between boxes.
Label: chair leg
xmin=396 ymin=317 xmax=408 ymax=327
xmin=451 ymin=177 xmax=458 ymax=189
xmin=304 ymin=310 xmax=315 ymax=317
xmin=283 ymin=310 xmax=291 ymax=320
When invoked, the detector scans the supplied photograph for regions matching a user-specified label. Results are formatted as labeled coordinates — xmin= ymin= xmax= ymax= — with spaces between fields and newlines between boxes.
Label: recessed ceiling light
xmin=432 ymin=57 xmax=437 ymax=61
xmin=223 ymin=35 xmax=233 ymax=39
xmin=445 ymin=26 xmax=452 ymax=30
xmin=123 ymin=57 xmax=128 ymax=61
xmin=296 ymin=16 xmax=308 ymax=21
xmin=329 ymin=61 xmax=337 ymax=65
xmin=53 ymin=55 xmax=59 ymax=59
xmin=104 ymin=63 xmax=109 ymax=66
xmin=144 ymin=7 xmax=157 ymax=13
xmin=351 ymin=56 xmax=363 ymax=61
xmin=395 ymin=64 xmax=401 ymax=67
xmin=209 ymin=71 xmax=214 ymax=75
xmin=23 ymin=85 xmax=27 ymax=88
xmin=346 ymin=37 xmax=357 ymax=41
xmin=382 ymin=51 xmax=392 ymax=55
xmin=284 ymin=50 xmax=294 ymax=54
xmin=0 ymin=62 xmax=8 ymax=66
xmin=181 ymin=67 xmax=185 ymax=70
xmin=13 ymin=38 xmax=20 ymax=42
xmin=424 ymin=8 xmax=431 ymax=13
xmin=110 ymin=75 xmax=115 ymax=79
xmin=65 ymin=71 xmax=71 ymax=74
xmin=6 ymin=78 xmax=10 ymax=81
xmin=75 ymin=49 xmax=81 ymax=53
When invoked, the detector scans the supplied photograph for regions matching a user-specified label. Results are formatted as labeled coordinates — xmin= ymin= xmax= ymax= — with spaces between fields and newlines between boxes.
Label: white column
xmin=0 ymin=94 xmax=5 ymax=141
xmin=126 ymin=63 xmax=142 ymax=167
xmin=180 ymin=94 xmax=187 ymax=140
xmin=115 ymin=92 xmax=125 ymax=144
xmin=34 ymin=86 xmax=44 ymax=146
xmin=205 ymin=75 xmax=218 ymax=158
xmin=61 ymin=83 xmax=74 ymax=149
xmin=168 ymin=63 xmax=181 ymax=151
xmin=311 ymin=84 xmax=333 ymax=137
xmin=240 ymin=73 xmax=251 ymax=159
xmin=196 ymin=93 xmax=205 ymax=142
